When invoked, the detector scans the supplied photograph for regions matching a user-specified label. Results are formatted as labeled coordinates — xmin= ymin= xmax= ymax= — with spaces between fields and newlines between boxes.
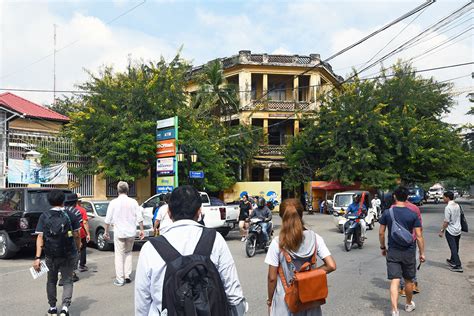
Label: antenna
xmin=53 ymin=24 xmax=57 ymax=105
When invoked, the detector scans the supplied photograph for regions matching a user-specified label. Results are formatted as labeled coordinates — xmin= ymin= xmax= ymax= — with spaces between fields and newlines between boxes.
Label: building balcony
xmin=244 ymin=100 xmax=311 ymax=112
xmin=257 ymin=145 xmax=286 ymax=157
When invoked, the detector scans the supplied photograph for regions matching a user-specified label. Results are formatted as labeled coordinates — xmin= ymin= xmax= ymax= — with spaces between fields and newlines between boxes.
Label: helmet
xmin=353 ymin=193 xmax=361 ymax=203
xmin=257 ymin=197 xmax=266 ymax=208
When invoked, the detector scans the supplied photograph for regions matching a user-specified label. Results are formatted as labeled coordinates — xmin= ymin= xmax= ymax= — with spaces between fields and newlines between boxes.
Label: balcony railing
xmin=258 ymin=145 xmax=286 ymax=156
xmin=244 ymin=100 xmax=310 ymax=112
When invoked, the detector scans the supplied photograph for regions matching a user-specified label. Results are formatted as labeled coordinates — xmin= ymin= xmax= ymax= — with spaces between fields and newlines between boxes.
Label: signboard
xmin=156 ymin=128 xmax=176 ymax=141
xmin=157 ymin=185 xmax=174 ymax=193
xmin=156 ymin=117 xmax=175 ymax=129
xmin=156 ymin=139 xmax=176 ymax=158
xmin=189 ymin=171 xmax=204 ymax=179
xmin=157 ymin=158 xmax=174 ymax=172
xmin=157 ymin=176 xmax=174 ymax=186
xmin=156 ymin=116 xmax=179 ymax=193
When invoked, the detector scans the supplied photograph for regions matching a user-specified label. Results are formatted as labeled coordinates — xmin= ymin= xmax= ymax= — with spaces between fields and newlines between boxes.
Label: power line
xmin=0 ymin=1 xmax=147 ymax=81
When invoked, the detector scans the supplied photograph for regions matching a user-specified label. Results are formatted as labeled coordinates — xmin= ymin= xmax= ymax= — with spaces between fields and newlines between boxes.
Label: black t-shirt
xmin=36 ymin=207 xmax=81 ymax=252
xmin=239 ymin=201 xmax=252 ymax=220
xmin=379 ymin=206 xmax=421 ymax=250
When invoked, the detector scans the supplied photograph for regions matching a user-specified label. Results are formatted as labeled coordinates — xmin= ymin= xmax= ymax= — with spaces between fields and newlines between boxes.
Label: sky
xmin=0 ymin=0 xmax=472 ymax=125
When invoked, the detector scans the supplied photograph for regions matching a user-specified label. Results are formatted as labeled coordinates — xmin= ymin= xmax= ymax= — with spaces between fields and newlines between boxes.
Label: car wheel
xmin=0 ymin=231 xmax=17 ymax=259
xmin=96 ymin=228 xmax=112 ymax=251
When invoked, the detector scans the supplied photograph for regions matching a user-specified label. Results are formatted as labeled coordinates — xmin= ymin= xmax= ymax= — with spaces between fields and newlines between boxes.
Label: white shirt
xmin=135 ymin=220 xmax=245 ymax=316
xmin=264 ymin=231 xmax=331 ymax=267
xmin=371 ymin=198 xmax=381 ymax=209
xmin=155 ymin=205 xmax=173 ymax=233
xmin=105 ymin=194 xmax=143 ymax=238
xmin=444 ymin=200 xmax=462 ymax=236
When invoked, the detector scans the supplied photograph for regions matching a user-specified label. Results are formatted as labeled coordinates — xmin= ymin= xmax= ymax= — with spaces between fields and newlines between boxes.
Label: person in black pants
xmin=439 ymin=191 xmax=463 ymax=273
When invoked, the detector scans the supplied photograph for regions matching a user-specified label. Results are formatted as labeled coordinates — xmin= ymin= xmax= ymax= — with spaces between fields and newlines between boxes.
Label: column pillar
xmin=263 ymin=119 xmax=268 ymax=144
xmin=263 ymin=168 xmax=270 ymax=181
xmin=244 ymin=161 xmax=252 ymax=181
xmin=294 ymin=120 xmax=300 ymax=136
xmin=263 ymin=74 xmax=268 ymax=98
xmin=239 ymin=71 xmax=251 ymax=109
xmin=293 ymin=76 xmax=299 ymax=102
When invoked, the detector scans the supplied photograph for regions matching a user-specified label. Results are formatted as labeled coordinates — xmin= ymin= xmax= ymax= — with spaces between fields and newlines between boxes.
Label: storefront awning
xmin=311 ymin=181 xmax=359 ymax=191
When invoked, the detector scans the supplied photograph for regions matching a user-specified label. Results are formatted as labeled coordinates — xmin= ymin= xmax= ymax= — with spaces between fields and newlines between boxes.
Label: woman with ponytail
xmin=265 ymin=199 xmax=336 ymax=315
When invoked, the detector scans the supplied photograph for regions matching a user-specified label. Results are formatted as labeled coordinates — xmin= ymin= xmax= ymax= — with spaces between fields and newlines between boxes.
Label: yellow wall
xmin=223 ymin=181 xmax=281 ymax=212
xmin=89 ymin=173 xmax=151 ymax=204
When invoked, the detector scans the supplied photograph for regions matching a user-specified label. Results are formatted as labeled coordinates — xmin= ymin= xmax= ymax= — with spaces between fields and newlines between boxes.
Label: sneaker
xmin=450 ymin=266 xmax=464 ymax=273
xmin=113 ymin=279 xmax=125 ymax=287
xmin=391 ymin=310 xmax=399 ymax=316
xmin=125 ymin=278 xmax=132 ymax=284
xmin=241 ymin=237 xmax=246 ymax=242
xmin=78 ymin=265 xmax=88 ymax=272
xmin=72 ymin=273 xmax=79 ymax=282
xmin=446 ymin=259 xmax=456 ymax=267
xmin=59 ymin=306 xmax=69 ymax=316
xmin=405 ymin=301 xmax=416 ymax=312
xmin=399 ymin=288 xmax=406 ymax=297
xmin=47 ymin=307 xmax=57 ymax=316
xmin=413 ymin=283 xmax=420 ymax=294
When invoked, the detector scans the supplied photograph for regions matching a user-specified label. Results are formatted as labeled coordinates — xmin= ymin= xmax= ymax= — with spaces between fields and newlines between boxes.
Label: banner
xmin=7 ymin=159 xmax=68 ymax=184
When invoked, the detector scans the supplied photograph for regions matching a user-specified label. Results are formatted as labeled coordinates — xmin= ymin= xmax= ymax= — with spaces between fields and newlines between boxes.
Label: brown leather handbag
xmin=277 ymin=243 xmax=328 ymax=313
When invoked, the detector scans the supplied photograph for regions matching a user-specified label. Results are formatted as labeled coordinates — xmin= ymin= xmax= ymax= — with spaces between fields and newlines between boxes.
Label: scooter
xmin=245 ymin=218 xmax=273 ymax=257
xmin=343 ymin=214 xmax=364 ymax=252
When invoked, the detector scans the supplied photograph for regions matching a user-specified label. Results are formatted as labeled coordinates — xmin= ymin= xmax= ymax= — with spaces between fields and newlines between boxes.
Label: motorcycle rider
xmin=249 ymin=197 xmax=272 ymax=245
xmin=346 ymin=193 xmax=367 ymax=240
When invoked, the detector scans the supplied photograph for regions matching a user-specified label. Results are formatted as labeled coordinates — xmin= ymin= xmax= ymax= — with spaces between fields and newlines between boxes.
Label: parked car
xmin=141 ymin=192 xmax=239 ymax=237
xmin=141 ymin=193 xmax=167 ymax=222
xmin=81 ymin=200 xmax=154 ymax=251
xmin=407 ymin=187 xmax=425 ymax=206
xmin=0 ymin=188 xmax=73 ymax=259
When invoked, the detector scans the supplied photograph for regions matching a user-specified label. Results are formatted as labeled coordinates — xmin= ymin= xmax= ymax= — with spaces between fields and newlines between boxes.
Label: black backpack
xmin=43 ymin=209 xmax=74 ymax=258
xmin=150 ymin=228 xmax=231 ymax=316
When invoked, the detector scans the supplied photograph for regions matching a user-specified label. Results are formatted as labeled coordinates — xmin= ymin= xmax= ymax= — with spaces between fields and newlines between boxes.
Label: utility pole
xmin=53 ymin=24 xmax=57 ymax=105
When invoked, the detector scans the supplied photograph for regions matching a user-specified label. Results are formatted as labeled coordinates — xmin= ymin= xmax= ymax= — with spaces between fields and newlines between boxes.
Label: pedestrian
xmin=135 ymin=185 xmax=247 ymax=315
xmin=265 ymin=198 xmax=336 ymax=316
xmin=238 ymin=193 xmax=252 ymax=241
xmin=439 ymin=191 xmax=463 ymax=272
xmin=153 ymin=193 xmax=172 ymax=235
xmin=379 ymin=186 xmax=425 ymax=316
xmin=371 ymin=194 xmax=382 ymax=217
xmin=75 ymin=194 xmax=90 ymax=272
xmin=33 ymin=190 xmax=82 ymax=316
xmin=104 ymin=181 xmax=145 ymax=286
xmin=399 ymin=200 xmax=422 ymax=296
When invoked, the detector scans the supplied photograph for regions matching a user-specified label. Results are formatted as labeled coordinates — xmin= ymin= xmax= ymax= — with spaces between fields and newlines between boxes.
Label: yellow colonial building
xmin=187 ymin=50 xmax=342 ymax=196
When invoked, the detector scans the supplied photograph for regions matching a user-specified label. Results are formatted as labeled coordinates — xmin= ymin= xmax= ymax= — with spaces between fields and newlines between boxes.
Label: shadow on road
xmin=71 ymin=296 xmax=98 ymax=314
xmin=360 ymin=291 xmax=391 ymax=314
xmin=371 ymin=277 xmax=390 ymax=290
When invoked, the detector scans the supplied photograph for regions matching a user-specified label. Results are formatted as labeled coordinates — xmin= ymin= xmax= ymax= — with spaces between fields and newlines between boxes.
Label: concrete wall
xmin=223 ymin=181 xmax=281 ymax=212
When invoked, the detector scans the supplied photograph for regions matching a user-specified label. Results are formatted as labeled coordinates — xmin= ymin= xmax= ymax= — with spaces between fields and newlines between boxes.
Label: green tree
xmin=66 ymin=55 xmax=189 ymax=181
xmin=285 ymin=62 xmax=471 ymax=190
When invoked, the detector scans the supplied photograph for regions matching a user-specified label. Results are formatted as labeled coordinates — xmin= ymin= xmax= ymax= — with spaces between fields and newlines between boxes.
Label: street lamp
xmin=176 ymin=146 xmax=198 ymax=185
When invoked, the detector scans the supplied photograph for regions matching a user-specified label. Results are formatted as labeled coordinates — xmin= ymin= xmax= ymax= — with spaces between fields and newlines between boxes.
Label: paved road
xmin=1 ymin=202 xmax=473 ymax=315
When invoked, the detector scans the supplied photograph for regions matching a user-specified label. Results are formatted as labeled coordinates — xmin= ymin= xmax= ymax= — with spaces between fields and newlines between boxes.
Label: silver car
xmin=81 ymin=200 xmax=154 ymax=251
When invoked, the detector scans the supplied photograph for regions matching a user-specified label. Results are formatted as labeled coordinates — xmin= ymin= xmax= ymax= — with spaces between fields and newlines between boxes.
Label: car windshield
xmin=334 ymin=194 xmax=352 ymax=207
xmin=408 ymin=189 xmax=417 ymax=195
xmin=93 ymin=202 xmax=109 ymax=216
xmin=200 ymin=194 xmax=210 ymax=204
xmin=27 ymin=191 xmax=70 ymax=213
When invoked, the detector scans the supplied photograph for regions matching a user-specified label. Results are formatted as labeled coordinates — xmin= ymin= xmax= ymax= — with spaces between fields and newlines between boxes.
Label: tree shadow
xmin=70 ymin=296 xmax=97 ymax=314
xmin=424 ymin=259 xmax=449 ymax=269
xmin=360 ymin=291 xmax=393 ymax=315
xmin=371 ymin=277 xmax=390 ymax=290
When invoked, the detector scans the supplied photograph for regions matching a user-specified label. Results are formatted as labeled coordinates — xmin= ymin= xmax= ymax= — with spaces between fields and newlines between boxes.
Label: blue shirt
xmin=379 ymin=206 xmax=421 ymax=250
xmin=347 ymin=202 xmax=366 ymax=215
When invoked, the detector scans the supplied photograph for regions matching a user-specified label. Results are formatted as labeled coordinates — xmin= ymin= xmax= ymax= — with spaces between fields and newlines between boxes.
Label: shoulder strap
xmin=193 ymin=227 xmax=216 ymax=256
xmin=389 ymin=207 xmax=396 ymax=223
xmin=149 ymin=236 xmax=182 ymax=263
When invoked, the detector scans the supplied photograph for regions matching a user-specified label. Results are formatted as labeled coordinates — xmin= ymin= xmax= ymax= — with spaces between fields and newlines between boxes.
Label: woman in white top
xmin=265 ymin=199 xmax=336 ymax=315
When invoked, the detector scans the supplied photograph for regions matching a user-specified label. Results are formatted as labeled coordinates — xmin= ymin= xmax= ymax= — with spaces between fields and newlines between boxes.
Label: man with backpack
xmin=33 ymin=190 xmax=82 ymax=316
xmin=135 ymin=185 xmax=247 ymax=316
xmin=379 ymin=186 xmax=425 ymax=316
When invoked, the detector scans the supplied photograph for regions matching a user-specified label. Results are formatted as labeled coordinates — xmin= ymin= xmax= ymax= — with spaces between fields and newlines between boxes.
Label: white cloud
xmin=0 ymin=1 xmax=178 ymax=106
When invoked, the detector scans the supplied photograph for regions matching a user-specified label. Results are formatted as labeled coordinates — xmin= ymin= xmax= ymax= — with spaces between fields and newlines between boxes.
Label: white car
xmin=141 ymin=192 xmax=239 ymax=237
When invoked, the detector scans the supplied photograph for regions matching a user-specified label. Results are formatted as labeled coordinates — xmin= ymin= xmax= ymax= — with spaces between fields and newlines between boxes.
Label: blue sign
xmin=156 ymin=128 xmax=176 ymax=141
xmin=189 ymin=171 xmax=204 ymax=179
xmin=157 ymin=185 xmax=174 ymax=193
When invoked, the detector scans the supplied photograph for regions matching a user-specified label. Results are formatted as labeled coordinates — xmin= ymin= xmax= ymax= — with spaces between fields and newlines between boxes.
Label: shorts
xmin=386 ymin=248 xmax=416 ymax=280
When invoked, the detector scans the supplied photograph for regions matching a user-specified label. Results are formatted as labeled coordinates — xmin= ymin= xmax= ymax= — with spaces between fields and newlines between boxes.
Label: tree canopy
xmin=285 ymin=61 xmax=473 ymax=190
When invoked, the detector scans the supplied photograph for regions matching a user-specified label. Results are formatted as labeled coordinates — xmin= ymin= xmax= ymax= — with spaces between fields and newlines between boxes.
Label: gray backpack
xmin=388 ymin=208 xmax=414 ymax=247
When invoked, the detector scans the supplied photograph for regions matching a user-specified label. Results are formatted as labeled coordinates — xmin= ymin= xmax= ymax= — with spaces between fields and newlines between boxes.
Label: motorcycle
xmin=245 ymin=218 xmax=273 ymax=257
xmin=343 ymin=214 xmax=364 ymax=252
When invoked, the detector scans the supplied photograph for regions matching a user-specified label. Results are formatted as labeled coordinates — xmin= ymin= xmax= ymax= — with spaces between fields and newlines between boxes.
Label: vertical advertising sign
xmin=156 ymin=116 xmax=178 ymax=194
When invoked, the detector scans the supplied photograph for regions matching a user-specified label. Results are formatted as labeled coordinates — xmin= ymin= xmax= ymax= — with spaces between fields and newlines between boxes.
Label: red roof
xmin=311 ymin=181 xmax=360 ymax=191
xmin=0 ymin=92 xmax=69 ymax=122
